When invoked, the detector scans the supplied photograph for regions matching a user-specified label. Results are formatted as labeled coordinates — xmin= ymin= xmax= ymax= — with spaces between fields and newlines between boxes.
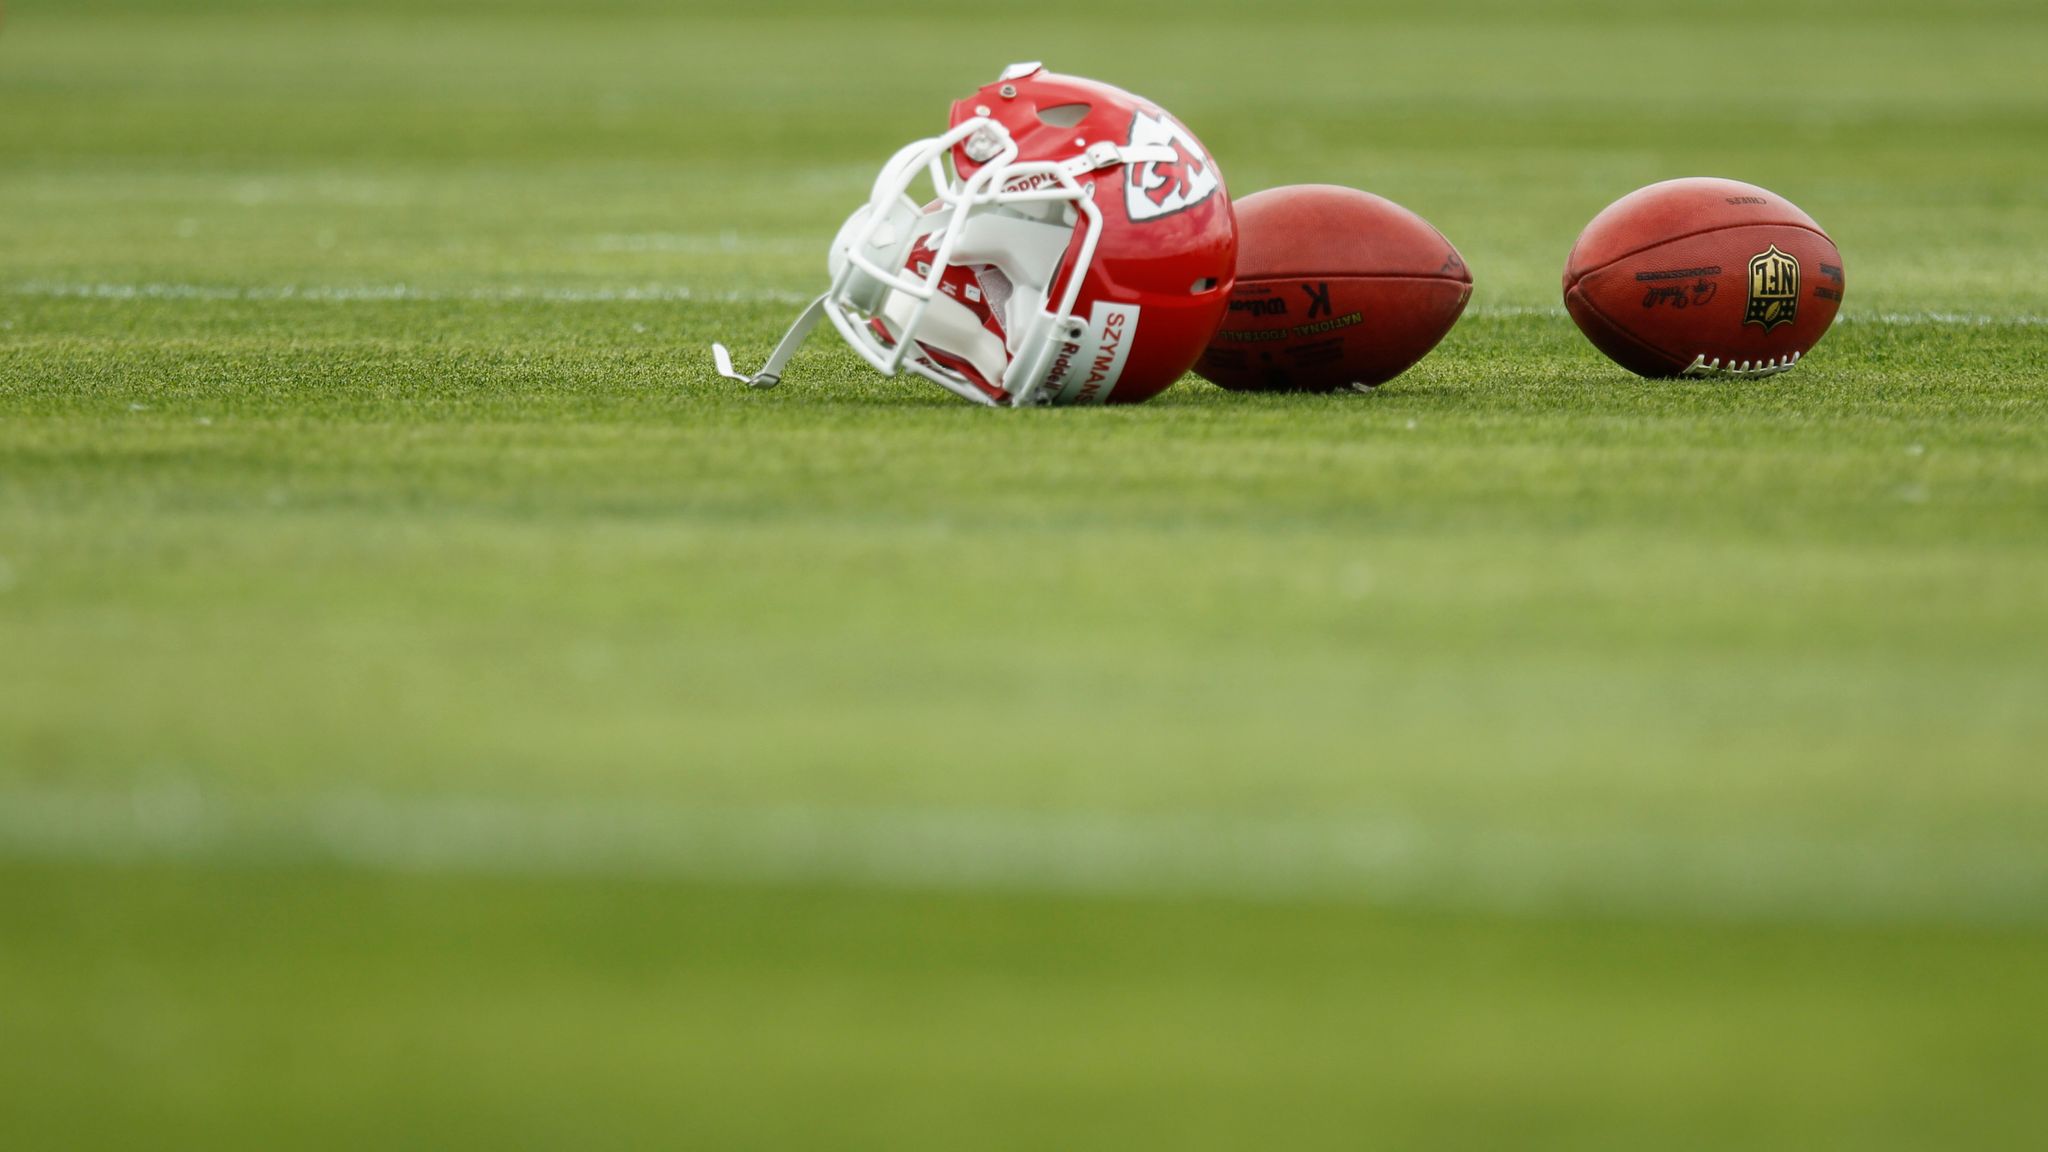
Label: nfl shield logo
xmin=1745 ymin=245 xmax=1800 ymax=331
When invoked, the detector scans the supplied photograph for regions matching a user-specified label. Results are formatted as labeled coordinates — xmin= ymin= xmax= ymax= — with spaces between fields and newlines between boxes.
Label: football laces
xmin=1679 ymin=351 xmax=1803 ymax=379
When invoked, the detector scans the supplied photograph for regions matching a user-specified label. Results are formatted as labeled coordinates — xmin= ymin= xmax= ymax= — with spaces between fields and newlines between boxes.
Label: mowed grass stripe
xmin=3 ymin=784 xmax=2044 ymax=928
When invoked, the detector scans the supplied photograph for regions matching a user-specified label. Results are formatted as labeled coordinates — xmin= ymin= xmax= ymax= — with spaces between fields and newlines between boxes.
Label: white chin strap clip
xmin=711 ymin=294 xmax=830 ymax=389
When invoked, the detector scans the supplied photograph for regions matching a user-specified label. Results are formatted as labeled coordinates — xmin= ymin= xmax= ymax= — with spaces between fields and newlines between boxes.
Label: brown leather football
xmin=1194 ymin=185 xmax=1472 ymax=392
xmin=1563 ymin=177 xmax=1845 ymax=379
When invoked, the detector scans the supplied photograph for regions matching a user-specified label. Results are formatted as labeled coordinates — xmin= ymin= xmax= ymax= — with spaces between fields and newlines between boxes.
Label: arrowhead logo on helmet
xmin=1124 ymin=111 xmax=1220 ymax=223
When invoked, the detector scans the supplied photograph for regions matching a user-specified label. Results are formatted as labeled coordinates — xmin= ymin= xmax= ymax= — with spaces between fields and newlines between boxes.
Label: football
xmin=1194 ymin=184 xmax=1472 ymax=391
xmin=1562 ymin=177 xmax=1845 ymax=378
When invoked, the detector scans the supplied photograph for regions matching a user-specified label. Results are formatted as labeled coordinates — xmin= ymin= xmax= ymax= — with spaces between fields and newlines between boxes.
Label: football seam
xmin=1565 ymin=220 xmax=1837 ymax=286
xmin=1565 ymin=285 xmax=1684 ymax=372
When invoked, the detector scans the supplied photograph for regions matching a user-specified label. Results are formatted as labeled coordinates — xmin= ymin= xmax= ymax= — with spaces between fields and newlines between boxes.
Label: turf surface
xmin=3 ymin=0 xmax=2047 ymax=1146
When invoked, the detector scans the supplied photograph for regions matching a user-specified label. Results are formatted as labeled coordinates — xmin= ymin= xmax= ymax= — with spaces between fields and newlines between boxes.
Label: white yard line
xmin=1 ymin=783 xmax=2041 ymax=927
xmin=1466 ymin=305 xmax=1570 ymax=319
xmin=1849 ymin=310 xmax=2048 ymax=327
xmin=1463 ymin=305 xmax=2048 ymax=326
xmin=5 ymin=283 xmax=2044 ymax=326
xmin=576 ymin=233 xmax=816 ymax=255
xmin=2 ymin=281 xmax=812 ymax=306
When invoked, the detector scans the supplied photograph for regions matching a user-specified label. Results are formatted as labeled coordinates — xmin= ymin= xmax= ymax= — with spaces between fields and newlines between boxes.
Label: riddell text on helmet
xmin=1043 ymin=302 xmax=1140 ymax=404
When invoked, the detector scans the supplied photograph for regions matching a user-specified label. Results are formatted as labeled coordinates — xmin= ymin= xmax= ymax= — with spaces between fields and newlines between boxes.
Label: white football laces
xmin=1679 ymin=351 xmax=1803 ymax=379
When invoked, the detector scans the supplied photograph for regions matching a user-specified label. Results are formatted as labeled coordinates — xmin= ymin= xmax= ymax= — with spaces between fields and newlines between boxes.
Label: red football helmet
xmin=712 ymin=63 xmax=1238 ymax=406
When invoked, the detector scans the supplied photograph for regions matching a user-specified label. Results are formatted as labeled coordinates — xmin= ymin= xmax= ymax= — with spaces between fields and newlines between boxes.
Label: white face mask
xmin=713 ymin=117 xmax=1172 ymax=407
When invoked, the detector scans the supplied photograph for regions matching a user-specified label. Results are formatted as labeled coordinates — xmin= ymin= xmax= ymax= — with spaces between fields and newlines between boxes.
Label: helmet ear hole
xmin=1035 ymin=103 xmax=1090 ymax=128
xmin=1190 ymin=277 xmax=1219 ymax=294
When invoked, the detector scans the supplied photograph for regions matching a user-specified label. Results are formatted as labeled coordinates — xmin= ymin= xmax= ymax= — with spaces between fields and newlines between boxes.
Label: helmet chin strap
xmin=1065 ymin=141 xmax=1173 ymax=178
xmin=710 ymin=293 xmax=829 ymax=389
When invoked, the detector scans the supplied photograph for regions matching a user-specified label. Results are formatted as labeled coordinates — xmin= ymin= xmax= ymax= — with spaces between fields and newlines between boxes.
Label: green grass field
xmin=4 ymin=0 xmax=2048 ymax=1146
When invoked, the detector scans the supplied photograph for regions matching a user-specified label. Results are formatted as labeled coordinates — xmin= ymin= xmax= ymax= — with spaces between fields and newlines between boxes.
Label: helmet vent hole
xmin=1035 ymin=103 xmax=1090 ymax=129
xmin=1189 ymin=277 xmax=1219 ymax=294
